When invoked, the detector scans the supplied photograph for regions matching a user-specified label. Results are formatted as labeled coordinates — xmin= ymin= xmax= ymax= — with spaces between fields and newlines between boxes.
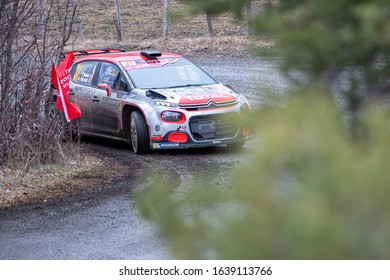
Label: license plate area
xmin=189 ymin=113 xmax=239 ymax=140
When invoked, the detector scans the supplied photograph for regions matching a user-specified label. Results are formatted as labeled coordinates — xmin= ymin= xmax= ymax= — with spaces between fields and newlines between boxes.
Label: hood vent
xmin=146 ymin=90 xmax=167 ymax=100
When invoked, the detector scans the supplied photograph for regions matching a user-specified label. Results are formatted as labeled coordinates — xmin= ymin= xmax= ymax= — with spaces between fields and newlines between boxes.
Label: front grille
xmin=189 ymin=113 xmax=239 ymax=140
xmin=180 ymin=100 xmax=238 ymax=111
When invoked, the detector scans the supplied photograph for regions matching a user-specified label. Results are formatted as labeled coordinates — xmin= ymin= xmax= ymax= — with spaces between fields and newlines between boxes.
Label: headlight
xmin=238 ymin=96 xmax=250 ymax=116
xmin=161 ymin=111 xmax=185 ymax=123
xmin=240 ymin=102 xmax=250 ymax=115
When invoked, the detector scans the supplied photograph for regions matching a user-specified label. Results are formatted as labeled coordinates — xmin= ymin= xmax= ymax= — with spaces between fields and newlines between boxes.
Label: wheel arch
xmin=121 ymin=104 xmax=150 ymax=137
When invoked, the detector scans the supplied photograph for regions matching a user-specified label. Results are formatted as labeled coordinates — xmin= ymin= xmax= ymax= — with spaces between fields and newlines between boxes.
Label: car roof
xmin=69 ymin=49 xmax=182 ymax=64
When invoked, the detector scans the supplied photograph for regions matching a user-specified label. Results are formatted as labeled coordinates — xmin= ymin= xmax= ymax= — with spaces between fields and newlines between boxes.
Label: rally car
xmin=55 ymin=48 xmax=252 ymax=153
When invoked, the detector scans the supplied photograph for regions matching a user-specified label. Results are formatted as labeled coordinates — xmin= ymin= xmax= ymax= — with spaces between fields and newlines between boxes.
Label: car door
xmin=70 ymin=60 xmax=100 ymax=133
xmin=90 ymin=61 xmax=130 ymax=137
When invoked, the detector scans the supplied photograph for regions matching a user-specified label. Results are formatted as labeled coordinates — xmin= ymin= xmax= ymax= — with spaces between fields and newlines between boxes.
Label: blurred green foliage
xmin=257 ymin=0 xmax=390 ymax=102
xmin=180 ymin=0 xmax=390 ymax=112
xmin=135 ymin=0 xmax=390 ymax=259
xmin=179 ymin=0 xmax=252 ymax=17
xmin=136 ymin=91 xmax=390 ymax=259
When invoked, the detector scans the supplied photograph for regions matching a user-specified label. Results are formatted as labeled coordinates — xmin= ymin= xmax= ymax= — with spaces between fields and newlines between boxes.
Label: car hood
xmin=149 ymin=83 xmax=238 ymax=106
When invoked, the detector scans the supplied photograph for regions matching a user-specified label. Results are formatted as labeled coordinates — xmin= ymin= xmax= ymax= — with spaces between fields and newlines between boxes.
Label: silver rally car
xmin=65 ymin=49 xmax=252 ymax=153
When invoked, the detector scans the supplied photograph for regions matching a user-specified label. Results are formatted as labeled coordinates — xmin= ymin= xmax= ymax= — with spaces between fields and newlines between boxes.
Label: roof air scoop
xmin=140 ymin=50 xmax=161 ymax=59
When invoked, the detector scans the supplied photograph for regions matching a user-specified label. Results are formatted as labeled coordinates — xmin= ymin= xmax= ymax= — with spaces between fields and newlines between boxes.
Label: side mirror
xmin=98 ymin=83 xmax=112 ymax=97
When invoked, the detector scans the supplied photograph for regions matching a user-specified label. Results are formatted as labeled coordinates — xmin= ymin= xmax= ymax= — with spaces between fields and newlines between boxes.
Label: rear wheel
xmin=48 ymin=102 xmax=68 ymax=140
xmin=130 ymin=111 xmax=150 ymax=154
xmin=48 ymin=102 xmax=80 ymax=141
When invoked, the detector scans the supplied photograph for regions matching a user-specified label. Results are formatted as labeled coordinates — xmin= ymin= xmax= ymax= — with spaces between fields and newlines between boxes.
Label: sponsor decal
xmin=78 ymin=72 xmax=93 ymax=84
xmin=76 ymin=99 xmax=89 ymax=108
xmin=74 ymin=87 xmax=94 ymax=98
xmin=196 ymin=120 xmax=216 ymax=132
xmin=121 ymin=58 xmax=178 ymax=70
xmin=179 ymin=93 xmax=236 ymax=106
xmin=102 ymin=97 xmax=120 ymax=108
xmin=157 ymin=143 xmax=180 ymax=148
xmin=151 ymin=135 xmax=164 ymax=141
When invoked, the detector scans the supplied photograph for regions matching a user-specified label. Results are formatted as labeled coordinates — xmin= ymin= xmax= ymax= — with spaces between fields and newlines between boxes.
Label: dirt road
xmin=0 ymin=55 xmax=288 ymax=259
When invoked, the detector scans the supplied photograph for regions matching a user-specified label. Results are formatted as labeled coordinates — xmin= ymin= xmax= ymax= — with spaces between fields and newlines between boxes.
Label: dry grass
xmin=69 ymin=0 xmax=272 ymax=55
xmin=70 ymin=36 xmax=274 ymax=58
xmin=0 ymin=152 xmax=123 ymax=209
xmin=78 ymin=0 xmax=250 ymax=40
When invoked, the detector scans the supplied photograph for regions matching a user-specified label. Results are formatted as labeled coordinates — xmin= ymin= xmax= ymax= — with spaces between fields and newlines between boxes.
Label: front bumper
xmin=148 ymin=101 xmax=252 ymax=150
xmin=150 ymin=130 xmax=253 ymax=150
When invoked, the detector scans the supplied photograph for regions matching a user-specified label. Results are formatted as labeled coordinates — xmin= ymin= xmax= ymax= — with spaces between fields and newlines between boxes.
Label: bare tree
xmin=115 ymin=0 xmax=122 ymax=41
xmin=206 ymin=12 xmax=214 ymax=37
xmin=38 ymin=0 xmax=45 ymax=37
xmin=163 ymin=0 xmax=169 ymax=39
xmin=48 ymin=0 xmax=78 ymax=60
xmin=69 ymin=0 xmax=84 ymax=40
xmin=246 ymin=1 xmax=253 ymax=35
xmin=0 ymin=0 xmax=82 ymax=167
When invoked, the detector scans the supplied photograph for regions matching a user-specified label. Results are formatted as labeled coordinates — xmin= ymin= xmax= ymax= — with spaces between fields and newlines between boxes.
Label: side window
xmin=117 ymin=75 xmax=129 ymax=92
xmin=98 ymin=62 xmax=129 ymax=92
xmin=71 ymin=61 xmax=98 ymax=86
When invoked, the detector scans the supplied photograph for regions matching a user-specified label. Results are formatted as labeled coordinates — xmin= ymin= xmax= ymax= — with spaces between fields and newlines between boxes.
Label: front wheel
xmin=130 ymin=111 xmax=150 ymax=154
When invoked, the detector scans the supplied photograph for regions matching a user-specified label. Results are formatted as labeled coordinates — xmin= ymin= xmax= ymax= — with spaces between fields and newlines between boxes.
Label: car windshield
xmin=126 ymin=58 xmax=216 ymax=89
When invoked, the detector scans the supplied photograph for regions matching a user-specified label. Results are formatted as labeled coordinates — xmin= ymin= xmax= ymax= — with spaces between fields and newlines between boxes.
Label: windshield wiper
xmin=167 ymin=84 xmax=203 ymax=89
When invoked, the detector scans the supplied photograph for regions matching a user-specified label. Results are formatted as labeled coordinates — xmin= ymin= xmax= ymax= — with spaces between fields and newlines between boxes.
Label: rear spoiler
xmin=62 ymin=48 xmax=126 ymax=59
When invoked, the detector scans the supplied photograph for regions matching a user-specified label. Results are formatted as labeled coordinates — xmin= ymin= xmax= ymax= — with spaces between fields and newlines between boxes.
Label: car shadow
xmin=80 ymin=135 xmax=250 ymax=157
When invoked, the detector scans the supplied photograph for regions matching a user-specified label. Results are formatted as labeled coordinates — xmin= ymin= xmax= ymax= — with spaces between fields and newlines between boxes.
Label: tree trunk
xmin=115 ymin=0 xmax=122 ymax=41
xmin=56 ymin=0 xmax=76 ymax=59
xmin=206 ymin=12 xmax=213 ymax=37
xmin=163 ymin=0 xmax=169 ymax=39
xmin=38 ymin=0 xmax=45 ymax=38
xmin=0 ymin=0 xmax=20 ymax=114
xmin=246 ymin=1 xmax=253 ymax=35
xmin=69 ymin=0 xmax=84 ymax=40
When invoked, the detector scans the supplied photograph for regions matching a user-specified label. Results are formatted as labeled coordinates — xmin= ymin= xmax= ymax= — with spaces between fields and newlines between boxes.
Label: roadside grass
xmin=0 ymin=149 xmax=122 ymax=210
xmin=77 ymin=0 xmax=254 ymax=42
xmin=69 ymin=0 xmax=272 ymax=56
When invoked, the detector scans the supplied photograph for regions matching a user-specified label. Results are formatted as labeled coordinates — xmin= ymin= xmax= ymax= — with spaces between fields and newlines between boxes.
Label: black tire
xmin=130 ymin=111 xmax=150 ymax=154
xmin=69 ymin=118 xmax=81 ymax=141
xmin=48 ymin=102 xmax=68 ymax=140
